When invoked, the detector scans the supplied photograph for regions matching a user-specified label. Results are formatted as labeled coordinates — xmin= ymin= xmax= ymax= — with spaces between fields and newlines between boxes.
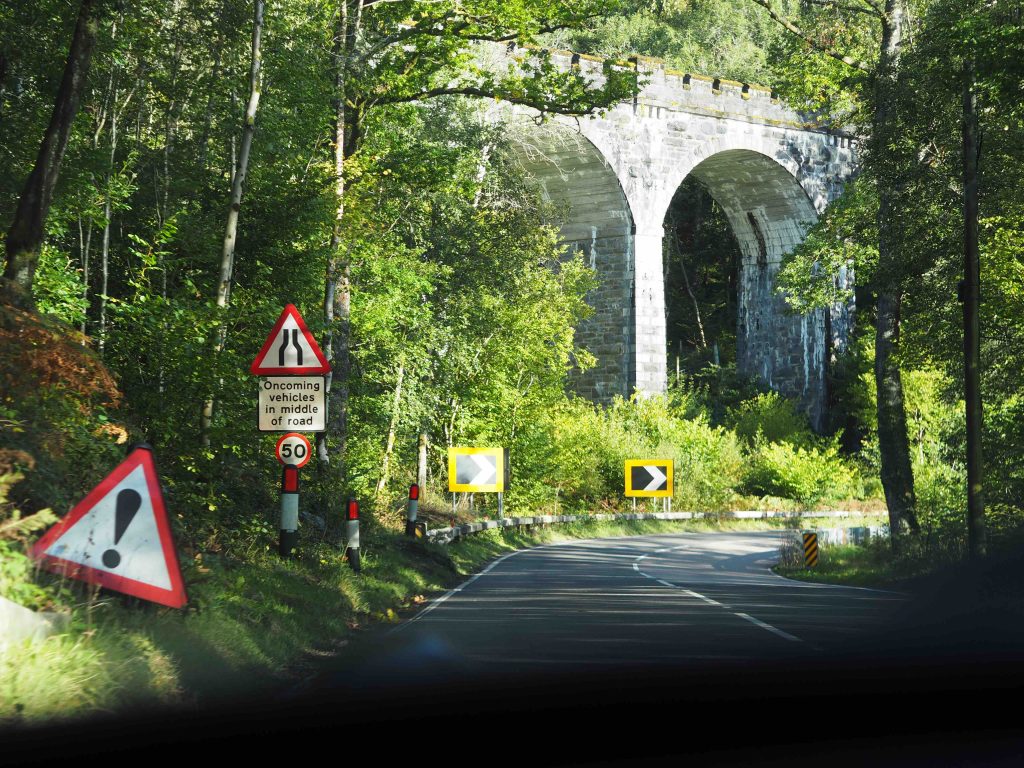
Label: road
xmin=21 ymin=531 xmax=1023 ymax=767
xmin=312 ymin=531 xmax=908 ymax=687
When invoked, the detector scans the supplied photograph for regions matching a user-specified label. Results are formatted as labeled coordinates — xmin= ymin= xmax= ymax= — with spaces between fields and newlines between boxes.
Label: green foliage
xmin=548 ymin=395 xmax=745 ymax=511
xmin=0 ymin=540 xmax=53 ymax=612
xmin=33 ymin=243 xmax=88 ymax=327
xmin=776 ymin=178 xmax=877 ymax=313
xmin=743 ymin=438 xmax=862 ymax=505
xmin=551 ymin=0 xmax=798 ymax=85
xmin=725 ymin=391 xmax=815 ymax=447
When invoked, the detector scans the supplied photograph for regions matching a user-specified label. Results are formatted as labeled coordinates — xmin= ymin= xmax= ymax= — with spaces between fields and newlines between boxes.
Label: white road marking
xmin=391 ymin=549 xmax=521 ymax=633
xmin=631 ymin=545 xmax=806 ymax=644
xmin=733 ymin=612 xmax=803 ymax=642
xmin=396 ymin=533 xmax=815 ymax=649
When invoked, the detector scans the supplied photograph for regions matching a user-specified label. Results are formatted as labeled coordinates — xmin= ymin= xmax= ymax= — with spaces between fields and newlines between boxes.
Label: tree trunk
xmin=98 ymin=53 xmax=120 ymax=356
xmin=318 ymin=1 xmax=361 ymax=477
xmin=962 ymin=57 xmax=985 ymax=558
xmin=78 ymin=215 xmax=92 ymax=337
xmin=417 ymin=431 xmax=428 ymax=490
xmin=678 ymin=254 xmax=707 ymax=349
xmin=2 ymin=0 xmax=102 ymax=306
xmin=375 ymin=359 xmax=405 ymax=498
xmin=201 ymin=0 xmax=265 ymax=446
xmin=875 ymin=290 xmax=918 ymax=533
xmin=873 ymin=0 xmax=919 ymax=536
xmin=99 ymin=180 xmax=111 ymax=353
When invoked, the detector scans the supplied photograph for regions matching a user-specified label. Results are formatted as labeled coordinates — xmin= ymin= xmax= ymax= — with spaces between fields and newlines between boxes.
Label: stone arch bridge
xmin=496 ymin=50 xmax=857 ymax=428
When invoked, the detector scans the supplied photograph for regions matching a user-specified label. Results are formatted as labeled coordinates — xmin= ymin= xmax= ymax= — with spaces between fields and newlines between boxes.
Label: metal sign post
xmin=448 ymin=446 xmax=505 ymax=524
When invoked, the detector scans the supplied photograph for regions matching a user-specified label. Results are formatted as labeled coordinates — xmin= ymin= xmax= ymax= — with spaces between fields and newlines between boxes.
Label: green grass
xmin=773 ymin=537 xmax=944 ymax=588
xmin=0 ymin=535 xmax=457 ymax=721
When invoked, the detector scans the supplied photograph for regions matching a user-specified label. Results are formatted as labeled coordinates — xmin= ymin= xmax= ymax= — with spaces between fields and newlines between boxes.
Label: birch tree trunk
xmin=78 ymin=215 xmax=92 ymax=337
xmin=201 ymin=0 xmax=265 ymax=445
xmin=417 ymin=431 xmax=428 ymax=490
xmin=98 ymin=33 xmax=121 ymax=355
xmin=318 ymin=1 xmax=362 ymax=475
xmin=2 ymin=0 xmax=102 ymax=306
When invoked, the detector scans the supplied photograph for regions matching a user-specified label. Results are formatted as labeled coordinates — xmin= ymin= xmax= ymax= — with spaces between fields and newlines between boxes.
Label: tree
xmin=748 ymin=0 xmax=921 ymax=536
xmin=774 ymin=0 xmax=1024 ymax=551
xmin=314 ymin=0 xmax=638 ymax=489
xmin=201 ymin=0 xmax=265 ymax=446
xmin=2 ymin=0 xmax=103 ymax=306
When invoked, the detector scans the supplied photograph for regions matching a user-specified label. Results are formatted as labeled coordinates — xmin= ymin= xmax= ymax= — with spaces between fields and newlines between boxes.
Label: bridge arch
xmin=495 ymin=55 xmax=856 ymax=425
xmin=504 ymin=118 xmax=637 ymax=402
xmin=658 ymin=147 xmax=828 ymax=427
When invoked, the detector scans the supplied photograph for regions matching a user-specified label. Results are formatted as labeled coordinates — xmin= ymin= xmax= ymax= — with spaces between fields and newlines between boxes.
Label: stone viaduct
xmin=492 ymin=49 xmax=858 ymax=429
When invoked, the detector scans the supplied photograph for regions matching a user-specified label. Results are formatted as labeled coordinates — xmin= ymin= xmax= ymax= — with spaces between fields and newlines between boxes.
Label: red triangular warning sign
xmin=32 ymin=447 xmax=188 ymax=608
xmin=250 ymin=304 xmax=330 ymax=375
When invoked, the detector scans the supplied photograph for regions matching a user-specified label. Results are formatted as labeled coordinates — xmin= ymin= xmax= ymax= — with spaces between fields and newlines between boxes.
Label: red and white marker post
xmin=279 ymin=464 xmax=299 ymax=559
xmin=275 ymin=433 xmax=310 ymax=559
xmin=345 ymin=499 xmax=360 ymax=574
xmin=405 ymin=484 xmax=419 ymax=537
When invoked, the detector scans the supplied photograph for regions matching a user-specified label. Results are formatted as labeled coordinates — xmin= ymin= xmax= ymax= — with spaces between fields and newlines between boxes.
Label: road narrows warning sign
xmin=250 ymin=304 xmax=330 ymax=375
xmin=31 ymin=447 xmax=187 ymax=608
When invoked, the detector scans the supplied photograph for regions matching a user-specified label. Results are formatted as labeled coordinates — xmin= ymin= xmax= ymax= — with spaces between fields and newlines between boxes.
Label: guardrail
xmin=426 ymin=510 xmax=886 ymax=546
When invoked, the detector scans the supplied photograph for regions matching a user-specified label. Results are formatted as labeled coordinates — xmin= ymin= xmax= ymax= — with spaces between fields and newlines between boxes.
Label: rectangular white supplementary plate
xmin=258 ymin=376 xmax=327 ymax=432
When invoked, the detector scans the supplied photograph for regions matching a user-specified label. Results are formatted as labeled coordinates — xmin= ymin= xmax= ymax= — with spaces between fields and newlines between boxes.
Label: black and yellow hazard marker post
xmin=802 ymin=531 xmax=819 ymax=568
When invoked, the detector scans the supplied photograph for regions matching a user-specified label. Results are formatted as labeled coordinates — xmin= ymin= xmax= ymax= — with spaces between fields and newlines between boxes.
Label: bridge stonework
xmin=501 ymin=52 xmax=857 ymax=428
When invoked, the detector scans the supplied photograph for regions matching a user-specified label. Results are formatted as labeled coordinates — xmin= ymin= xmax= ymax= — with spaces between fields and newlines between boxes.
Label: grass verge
xmin=772 ymin=536 xmax=959 ymax=589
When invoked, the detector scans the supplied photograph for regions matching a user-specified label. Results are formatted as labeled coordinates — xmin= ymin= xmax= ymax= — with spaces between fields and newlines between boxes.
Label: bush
xmin=742 ymin=438 xmax=862 ymax=505
xmin=726 ymin=391 xmax=815 ymax=446
xmin=913 ymin=459 xmax=967 ymax=557
xmin=548 ymin=395 xmax=744 ymax=512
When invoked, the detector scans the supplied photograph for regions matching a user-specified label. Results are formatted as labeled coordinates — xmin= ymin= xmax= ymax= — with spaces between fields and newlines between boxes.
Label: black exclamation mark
xmin=102 ymin=489 xmax=141 ymax=569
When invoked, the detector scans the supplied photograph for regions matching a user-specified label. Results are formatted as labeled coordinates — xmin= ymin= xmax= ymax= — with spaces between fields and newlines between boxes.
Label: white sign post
xmin=258 ymin=376 xmax=327 ymax=432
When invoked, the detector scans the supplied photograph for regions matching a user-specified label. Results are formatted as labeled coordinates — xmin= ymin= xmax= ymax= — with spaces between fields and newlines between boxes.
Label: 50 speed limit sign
xmin=275 ymin=432 xmax=312 ymax=468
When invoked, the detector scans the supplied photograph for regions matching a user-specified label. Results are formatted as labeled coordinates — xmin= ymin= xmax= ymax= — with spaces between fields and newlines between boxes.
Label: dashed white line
xmin=397 ymin=534 xmax=811 ymax=648
xmin=733 ymin=612 xmax=803 ymax=642
xmin=632 ymin=547 xmax=805 ymax=644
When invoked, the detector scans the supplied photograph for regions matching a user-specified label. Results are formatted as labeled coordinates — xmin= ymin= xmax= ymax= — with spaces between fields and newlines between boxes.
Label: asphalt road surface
xmin=16 ymin=532 xmax=1024 ymax=768
xmin=315 ymin=531 xmax=909 ymax=686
